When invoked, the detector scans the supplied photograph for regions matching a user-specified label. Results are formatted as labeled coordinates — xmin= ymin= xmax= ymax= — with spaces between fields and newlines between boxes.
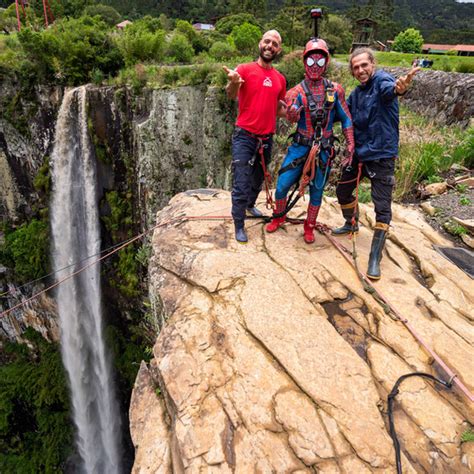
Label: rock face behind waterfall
xmin=130 ymin=190 xmax=473 ymax=473
xmin=0 ymin=84 xmax=233 ymax=342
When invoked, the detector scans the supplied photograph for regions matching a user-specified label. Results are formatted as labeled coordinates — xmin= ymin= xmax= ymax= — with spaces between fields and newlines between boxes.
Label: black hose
xmin=388 ymin=372 xmax=453 ymax=474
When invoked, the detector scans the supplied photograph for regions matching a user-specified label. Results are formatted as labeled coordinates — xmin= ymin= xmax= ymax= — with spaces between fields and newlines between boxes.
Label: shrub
xmin=230 ymin=22 xmax=261 ymax=56
xmin=456 ymin=62 xmax=474 ymax=74
xmin=209 ymin=41 xmax=236 ymax=61
xmin=17 ymin=16 xmax=123 ymax=85
xmin=115 ymin=23 xmax=166 ymax=66
xmin=276 ymin=51 xmax=304 ymax=88
xmin=82 ymin=4 xmax=121 ymax=25
xmin=0 ymin=219 xmax=49 ymax=283
xmin=0 ymin=330 xmax=72 ymax=473
xmin=175 ymin=19 xmax=209 ymax=53
xmin=215 ymin=13 xmax=261 ymax=34
xmin=167 ymin=33 xmax=194 ymax=63
xmin=393 ymin=28 xmax=424 ymax=54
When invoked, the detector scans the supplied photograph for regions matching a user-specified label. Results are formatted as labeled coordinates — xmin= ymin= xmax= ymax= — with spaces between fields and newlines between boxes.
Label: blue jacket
xmin=348 ymin=70 xmax=399 ymax=162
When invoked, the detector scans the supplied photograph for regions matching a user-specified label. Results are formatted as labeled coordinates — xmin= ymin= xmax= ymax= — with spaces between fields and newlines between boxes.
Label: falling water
xmin=50 ymin=87 xmax=121 ymax=473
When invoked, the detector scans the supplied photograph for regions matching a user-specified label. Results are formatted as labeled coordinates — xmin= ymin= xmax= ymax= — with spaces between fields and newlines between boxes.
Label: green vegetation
xmin=461 ymin=429 xmax=474 ymax=443
xmin=395 ymin=111 xmax=473 ymax=200
xmin=1 ymin=1 xmax=473 ymax=88
xmin=392 ymin=28 xmax=424 ymax=54
xmin=230 ymin=22 xmax=262 ymax=56
xmin=334 ymin=51 xmax=474 ymax=74
xmin=101 ymin=191 xmax=143 ymax=298
xmin=0 ymin=329 xmax=72 ymax=472
xmin=443 ymin=220 xmax=468 ymax=237
xmin=116 ymin=17 xmax=166 ymax=66
xmin=0 ymin=219 xmax=50 ymax=283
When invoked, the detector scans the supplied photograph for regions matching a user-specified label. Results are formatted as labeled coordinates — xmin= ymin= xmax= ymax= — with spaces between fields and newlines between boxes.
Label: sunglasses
xmin=306 ymin=56 xmax=326 ymax=67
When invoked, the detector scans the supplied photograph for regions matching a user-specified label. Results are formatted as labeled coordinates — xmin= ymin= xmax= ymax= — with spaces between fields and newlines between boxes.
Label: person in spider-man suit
xmin=266 ymin=38 xmax=355 ymax=244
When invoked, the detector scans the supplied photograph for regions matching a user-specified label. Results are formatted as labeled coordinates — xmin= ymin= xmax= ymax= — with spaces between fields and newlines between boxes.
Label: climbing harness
xmin=272 ymin=79 xmax=338 ymax=219
xmin=388 ymin=373 xmax=453 ymax=474
xmin=235 ymin=127 xmax=274 ymax=210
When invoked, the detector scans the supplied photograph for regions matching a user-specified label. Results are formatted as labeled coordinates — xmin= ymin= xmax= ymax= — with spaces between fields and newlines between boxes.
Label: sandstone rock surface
xmin=131 ymin=190 xmax=473 ymax=473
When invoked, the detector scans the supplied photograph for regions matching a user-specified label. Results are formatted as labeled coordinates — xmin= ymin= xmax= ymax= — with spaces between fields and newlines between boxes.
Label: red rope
xmin=3 ymin=210 xmax=472 ymax=404
xmin=0 ymin=216 xmax=185 ymax=320
xmin=316 ymin=223 xmax=474 ymax=403
xmin=298 ymin=144 xmax=319 ymax=196
xmin=258 ymin=140 xmax=274 ymax=210
xmin=350 ymin=163 xmax=363 ymax=232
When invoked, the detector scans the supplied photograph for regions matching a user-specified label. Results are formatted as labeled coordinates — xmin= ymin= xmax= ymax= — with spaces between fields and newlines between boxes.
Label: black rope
xmin=388 ymin=372 xmax=453 ymax=474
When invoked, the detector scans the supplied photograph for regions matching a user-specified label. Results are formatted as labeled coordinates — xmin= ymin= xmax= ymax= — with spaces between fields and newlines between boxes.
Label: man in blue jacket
xmin=333 ymin=48 xmax=418 ymax=279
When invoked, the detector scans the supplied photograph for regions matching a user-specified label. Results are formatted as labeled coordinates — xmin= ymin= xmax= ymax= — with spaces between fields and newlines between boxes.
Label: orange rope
xmin=258 ymin=142 xmax=274 ymax=210
xmin=0 ymin=216 xmax=184 ymax=320
xmin=298 ymin=144 xmax=319 ymax=196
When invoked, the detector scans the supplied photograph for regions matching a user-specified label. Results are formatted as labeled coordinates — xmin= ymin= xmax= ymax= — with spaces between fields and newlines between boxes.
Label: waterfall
xmin=50 ymin=87 xmax=121 ymax=474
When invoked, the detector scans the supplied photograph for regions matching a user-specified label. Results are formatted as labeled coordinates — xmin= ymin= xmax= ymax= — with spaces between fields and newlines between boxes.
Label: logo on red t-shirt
xmin=263 ymin=77 xmax=273 ymax=87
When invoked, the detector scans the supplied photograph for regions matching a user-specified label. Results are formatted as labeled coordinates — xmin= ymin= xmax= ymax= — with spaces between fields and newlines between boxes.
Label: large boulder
xmin=130 ymin=190 xmax=473 ymax=473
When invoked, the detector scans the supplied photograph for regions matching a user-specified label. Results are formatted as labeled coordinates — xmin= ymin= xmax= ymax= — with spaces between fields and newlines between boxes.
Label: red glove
xmin=341 ymin=126 xmax=355 ymax=168
xmin=287 ymin=101 xmax=303 ymax=123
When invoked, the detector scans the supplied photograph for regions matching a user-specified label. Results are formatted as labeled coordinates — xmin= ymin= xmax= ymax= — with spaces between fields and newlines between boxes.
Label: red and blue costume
xmin=266 ymin=39 xmax=355 ymax=243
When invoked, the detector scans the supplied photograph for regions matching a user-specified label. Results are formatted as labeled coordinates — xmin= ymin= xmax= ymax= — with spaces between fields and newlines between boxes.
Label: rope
xmin=258 ymin=140 xmax=274 ymax=210
xmin=316 ymin=223 xmax=474 ymax=403
xmin=0 ymin=215 xmax=186 ymax=320
xmin=388 ymin=373 xmax=453 ymax=474
xmin=3 ymin=208 xmax=473 ymax=405
xmin=298 ymin=143 xmax=319 ymax=196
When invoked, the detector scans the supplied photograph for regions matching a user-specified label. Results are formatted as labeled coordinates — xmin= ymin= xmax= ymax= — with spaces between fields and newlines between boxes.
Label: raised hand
xmin=395 ymin=66 xmax=420 ymax=95
xmin=222 ymin=66 xmax=244 ymax=85
xmin=287 ymin=101 xmax=303 ymax=123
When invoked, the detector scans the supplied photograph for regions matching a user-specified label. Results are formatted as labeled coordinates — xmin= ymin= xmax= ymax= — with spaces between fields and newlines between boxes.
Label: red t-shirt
xmin=235 ymin=62 xmax=286 ymax=135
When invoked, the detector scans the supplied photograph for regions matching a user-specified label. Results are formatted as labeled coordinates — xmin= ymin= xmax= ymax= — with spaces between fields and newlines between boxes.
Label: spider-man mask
xmin=305 ymin=52 xmax=328 ymax=80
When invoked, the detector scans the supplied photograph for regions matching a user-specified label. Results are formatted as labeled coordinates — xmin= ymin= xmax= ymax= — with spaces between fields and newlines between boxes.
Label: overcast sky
xmin=455 ymin=0 xmax=474 ymax=3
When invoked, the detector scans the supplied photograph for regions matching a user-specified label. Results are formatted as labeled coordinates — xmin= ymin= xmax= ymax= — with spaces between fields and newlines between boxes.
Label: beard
xmin=259 ymin=46 xmax=278 ymax=63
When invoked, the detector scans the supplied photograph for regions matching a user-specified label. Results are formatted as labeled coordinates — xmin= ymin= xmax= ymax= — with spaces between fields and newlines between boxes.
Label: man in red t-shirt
xmin=223 ymin=30 xmax=287 ymax=243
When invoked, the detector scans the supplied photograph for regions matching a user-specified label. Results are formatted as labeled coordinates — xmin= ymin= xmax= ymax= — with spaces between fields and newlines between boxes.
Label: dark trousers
xmin=231 ymin=128 xmax=272 ymax=227
xmin=336 ymin=156 xmax=395 ymax=224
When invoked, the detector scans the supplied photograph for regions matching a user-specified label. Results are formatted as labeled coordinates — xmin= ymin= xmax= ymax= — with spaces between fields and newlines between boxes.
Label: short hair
xmin=349 ymin=47 xmax=375 ymax=71
xmin=262 ymin=29 xmax=282 ymax=45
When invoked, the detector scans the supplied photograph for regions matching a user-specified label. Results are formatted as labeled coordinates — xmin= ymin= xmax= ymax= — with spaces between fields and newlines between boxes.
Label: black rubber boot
xmin=235 ymin=225 xmax=248 ymax=244
xmin=246 ymin=207 xmax=263 ymax=218
xmin=332 ymin=203 xmax=359 ymax=235
xmin=367 ymin=223 xmax=389 ymax=280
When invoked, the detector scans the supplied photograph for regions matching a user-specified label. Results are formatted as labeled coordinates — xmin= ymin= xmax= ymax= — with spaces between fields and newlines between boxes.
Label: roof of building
xmin=423 ymin=43 xmax=474 ymax=52
xmin=193 ymin=23 xmax=214 ymax=30
xmin=116 ymin=20 xmax=132 ymax=29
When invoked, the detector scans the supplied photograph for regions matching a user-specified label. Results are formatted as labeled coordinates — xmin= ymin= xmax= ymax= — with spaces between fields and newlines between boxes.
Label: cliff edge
xmin=130 ymin=190 xmax=473 ymax=473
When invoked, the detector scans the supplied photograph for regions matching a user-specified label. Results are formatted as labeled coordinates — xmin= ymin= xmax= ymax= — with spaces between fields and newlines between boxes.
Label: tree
xmin=321 ymin=14 xmax=353 ymax=54
xmin=83 ymin=4 xmax=122 ymax=25
xmin=266 ymin=6 xmax=308 ymax=50
xmin=17 ymin=16 xmax=123 ymax=85
xmin=215 ymin=13 xmax=261 ymax=35
xmin=167 ymin=32 xmax=194 ymax=63
xmin=115 ymin=18 xmax=165 ymax=66
xmin=392 ymin=27 xmax=423 ymax=53
xmin=229 ymin=0 xmax=266 ymax=18
xmin=0 ymin=330 xmax=72 ymax=472
xmin=230 ymin=22 xmax=262 ymax=56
